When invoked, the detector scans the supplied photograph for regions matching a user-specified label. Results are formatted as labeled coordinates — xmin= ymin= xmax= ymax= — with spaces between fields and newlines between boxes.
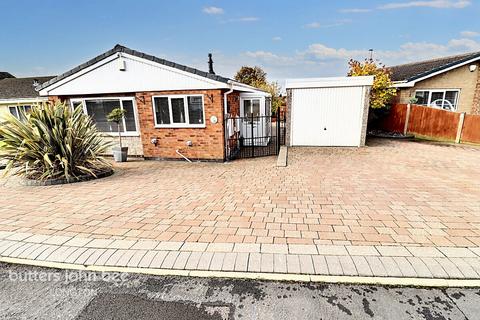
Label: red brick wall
xmin=136 ymin=89 xmax=226 ymax=161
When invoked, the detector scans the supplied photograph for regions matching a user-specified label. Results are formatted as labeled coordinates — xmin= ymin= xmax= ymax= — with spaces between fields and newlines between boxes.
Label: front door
xmin=240 ymin=98 xmax=262 ymax=146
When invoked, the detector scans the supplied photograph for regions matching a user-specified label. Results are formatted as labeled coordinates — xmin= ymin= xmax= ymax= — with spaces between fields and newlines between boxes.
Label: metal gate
xmin=225 ymin=108 xmax=286 ymax=160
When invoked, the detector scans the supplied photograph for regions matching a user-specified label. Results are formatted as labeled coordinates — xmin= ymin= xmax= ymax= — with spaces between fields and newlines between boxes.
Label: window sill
xmin=100 ymin=132 xmax=140 ymax=137
xmin=154 ymin=124 xmax=206 ymax=129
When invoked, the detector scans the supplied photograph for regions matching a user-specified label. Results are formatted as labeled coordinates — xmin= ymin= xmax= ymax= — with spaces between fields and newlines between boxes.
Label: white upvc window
xmin=414 ymin=89 xmax=460 ymax=111
xmin=152 ymin=94 xmax=205 ymax=128
xmin=8 ymin=105 xmax=32 ymax=120
xmin=70 ymin=97 xmax=139 ymax=136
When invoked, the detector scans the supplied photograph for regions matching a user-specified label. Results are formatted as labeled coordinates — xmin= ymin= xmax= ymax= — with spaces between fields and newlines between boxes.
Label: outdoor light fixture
xmin=469 ymin=64 xmax=477 ymax=72
xmin=118 ymin=53 xmax=126 ymax=71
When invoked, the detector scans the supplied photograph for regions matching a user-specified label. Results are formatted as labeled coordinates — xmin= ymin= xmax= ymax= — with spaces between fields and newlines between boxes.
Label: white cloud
xmin=339 ymin=8 xmax=372 ymax=13
xmin=223 ymin=16 xmax=259 ymax=23
xmin=304 ymin=19 xmax=351 ymax=29
xmin=379 ymin=0 xmax=471 ymax=10
xmin=460 ymin=30 xmax=480 ymax=38
xmin=202 ymin=6 xmax=224 ymax=15
xmin=272 ymin=36 xmax=282 ymax=41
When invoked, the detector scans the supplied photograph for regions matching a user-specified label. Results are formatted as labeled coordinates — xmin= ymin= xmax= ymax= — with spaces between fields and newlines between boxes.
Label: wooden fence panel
xmin=408 ymin=105 xmax=460 ymax=141
xmin=378 ymin=104 xmax=407 ymax=133
xmin=461 ymin=114 xmax=480 ymax=144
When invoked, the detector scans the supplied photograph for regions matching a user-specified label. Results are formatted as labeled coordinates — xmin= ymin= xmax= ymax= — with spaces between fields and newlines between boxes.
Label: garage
xmin=285 ymin=76 xmax=374 ymax=147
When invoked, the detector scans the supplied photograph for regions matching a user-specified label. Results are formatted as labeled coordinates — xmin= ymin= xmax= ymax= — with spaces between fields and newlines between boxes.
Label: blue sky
xmin=1 ymin=0 xmax=479 ymax=83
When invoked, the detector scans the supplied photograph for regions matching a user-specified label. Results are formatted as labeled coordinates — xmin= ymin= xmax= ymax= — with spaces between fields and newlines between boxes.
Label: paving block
xmin=393 ymin=257 xmax=417 ymax=277
xmin=107 ymin=239 xmax=137 ymax=250
xmin=73 ymin=248 xmax=96 ymax=265
xmin=209 ymin=252 xmax=225 ymax=271
xmin=161 ymin=251 xmax=180 ymax=269
xmin=261 ymin=253 xmax=274 ymax=273
xmin=338 ymin=256 xmax=357 ymax=276
xmin=2 ymin=242 xmax=26 ymax=257
xmin=365 ymin=256 xmax=388 ymax=277
xmin=10 ymin=243 xmax=33 ymax=258
xmin=127 ymin=250 xmax=148 ymax=267
xmin=289 ymin=245 xmax=317 ymax=255
xmin=421 ymin=257 xmax=448 ymax=278
xmin=325 ymin=256 xmax=343 ymax=275
xmin=379 ymin=257 xmax=403 ymax=277
xmin=173 ymin=252 xmax=191 ymax=270
xmin=95 ymin=249 xmax=117 ymax=266
xmin=298 ymin=255 xmax=315 ymax=274
xmin=376 ymin=246 xmax=411 ymax=257
xmin=346 ymin=246 xmax=379 ymax=256
xmin=234 ymin=253 xmax=249 ymax=272
xmin=36 ymin=245 xmax=59 ymax=261
xmin=449 ymin=258 xmax=479 ymax=278
xmin=105 ymin=249 xmax=127 ymax=266
xmin=64 ymin=237 xmax=93 ymax=248
xmin=149 ymin=251 xmax=168 ymax=268
xmin=64 ymin=248 xmax=88 ymax=264
xmin=352 ymin=256 xmax=373 ymax=276
xmin=84 ymin=249 xmax=107 ymax=265
xmin=222 ymin=253 xmax=237 ymax=271
xmin=42 ymin=236 xmax=72 ymax=246
xmin=197 ymin=252 xmax=214 ymax=270
xmin=273 ymin=254 xmax=287 ymax=273
xmin=85 ymin=239 xmax=114 ymax=248
xmin=316 ymin=245 xmax=348 ymax=256
xmin=6 ymin=232 xmax=33 ymax=241
xmin=234 ymin=243 xmax=260 ymax=253
xmin=185 ymin=252 xmax=203 ymax=270
xmin=132 ymin=240 xmax=158 ymax=250
xmin=248 ymin=253 xmax=262 ymax=272
xmin=138 ymin=251 xmax=158 ymax=268
xmin=206 ymin=243 xmax=234 ymax=253
xmin=156 ymin=241 xmax=183 ymax=251
xmin=18 ymin=244 xmax=43 ymax=259
xmin=406 ymin=257 xmax=432 ymax=278
xmin=24 ymin=234 xmax=51 ymax=244
xmin=260 ymin=244 xmax=288 ymax=254
xmin=115 ymin=250 xmax=137 ymax=267
xmin=312 ymin=256 xmax=329 ymax=275
xmin=180 ymin=242 xmax=208 ymax=252
xmin=407 ymin=246 xmax=444 ymax=258
xmin=438 ymin=247 xmax=477 ymax=258
xmin=435 ymin=258 xmax=464 ymax=279
xmin=286 ymin=255 xmax=301 ymax=274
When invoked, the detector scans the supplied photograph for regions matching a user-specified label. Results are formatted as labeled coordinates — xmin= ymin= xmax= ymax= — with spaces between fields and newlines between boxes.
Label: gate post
xmin=276 ymin=108 xmax=281 ymax=153
xmin=251 ymin=114 xmax=255 ymax=157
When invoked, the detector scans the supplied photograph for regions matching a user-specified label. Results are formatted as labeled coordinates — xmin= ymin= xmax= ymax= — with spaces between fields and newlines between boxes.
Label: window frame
xmin=8 ymin=105 xmax=32 ymax=120
xmin=152 ymin=94 xmax=206 ymax=128
xmin=69 ymin=96 xmax=140 ymax=136
xmin=414 ymin=89 xmax=460 ymax=111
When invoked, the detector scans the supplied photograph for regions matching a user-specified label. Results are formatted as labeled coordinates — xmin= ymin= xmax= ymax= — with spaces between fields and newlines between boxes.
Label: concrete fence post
xmin=456 ymin=112 xmax=466 ymax=144
xmin=404 ymin=104 xmax=411 ymax=135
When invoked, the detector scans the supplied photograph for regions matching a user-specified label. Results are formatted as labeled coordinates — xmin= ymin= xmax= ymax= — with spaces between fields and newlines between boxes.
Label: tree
xmin=107 ymin=108 xmax=127 ymax=149
xmin=234 ymin=66 xmax=282 ymax=113
xmin=348 ymin=58 xmax=397 ymax=109
xmin=234 ymin=66 xmax=267 ymax=87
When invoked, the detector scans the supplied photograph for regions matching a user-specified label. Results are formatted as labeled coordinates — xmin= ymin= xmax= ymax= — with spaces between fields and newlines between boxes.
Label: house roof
xmin=0 ymin=76 xmax=55 ymax=100
xmin=38 ymin=44 xmax=232 ymax=91
xmin=0 ymin=72 xmax=14 ymax=80
xmin=389 ymin=51 xmax=480 ymax=83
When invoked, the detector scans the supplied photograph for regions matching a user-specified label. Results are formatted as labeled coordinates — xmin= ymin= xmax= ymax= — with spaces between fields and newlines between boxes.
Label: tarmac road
xmin=0 ymin=262 xmax=479 ymax=319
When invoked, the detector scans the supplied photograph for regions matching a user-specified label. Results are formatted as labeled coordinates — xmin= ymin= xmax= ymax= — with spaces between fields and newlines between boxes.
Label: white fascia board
xmin=39 ymin=52 xmax=229 ymax=96
xmin=285 ymin=76 xmax=374 ymax=89
xmin=0 ymin=97 xmax=48 ymax=104
xmin=392 ymin=56 xmax=480 ymax=89
xmin=230 ymin=81 xmax=271 ymax=96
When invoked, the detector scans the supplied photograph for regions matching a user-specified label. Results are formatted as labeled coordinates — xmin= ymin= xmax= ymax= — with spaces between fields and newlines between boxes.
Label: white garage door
xmin=291 ymin=87 xmax=365 ymax=146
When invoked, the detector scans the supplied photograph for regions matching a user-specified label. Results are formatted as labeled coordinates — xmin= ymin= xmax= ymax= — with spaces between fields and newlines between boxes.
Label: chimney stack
xmin=208 ymin=53 xmax=215 ymax=75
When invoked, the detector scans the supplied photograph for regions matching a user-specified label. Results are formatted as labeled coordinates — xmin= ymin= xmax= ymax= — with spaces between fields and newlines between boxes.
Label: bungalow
xmin=0 ymin=75 xmax=54 ymax=119
xmin=390 ymin=51 xmax=480 ymax=114
xmin=37 ymin=45 xmax=271 ymax=161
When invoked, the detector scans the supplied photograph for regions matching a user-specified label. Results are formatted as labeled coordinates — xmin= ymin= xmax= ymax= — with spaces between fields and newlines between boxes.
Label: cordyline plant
xmin=0 ymin=102 xmax=112 ymax=182
xmin=348 ymin=58 xmax=397 ymax=109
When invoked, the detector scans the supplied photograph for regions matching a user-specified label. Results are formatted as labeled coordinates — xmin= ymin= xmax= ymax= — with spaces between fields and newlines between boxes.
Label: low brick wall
xmin=380 ymin=104 xmax=480 ymax=144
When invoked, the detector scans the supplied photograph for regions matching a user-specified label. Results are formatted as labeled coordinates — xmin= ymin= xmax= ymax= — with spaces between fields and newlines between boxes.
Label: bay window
xmin=152 ymin=95 xmax=205 ymax=128
xmin=70 ymin=97 xmax=138 ymax=134
xmin=414 ymin=90 xmax=459 ymax=111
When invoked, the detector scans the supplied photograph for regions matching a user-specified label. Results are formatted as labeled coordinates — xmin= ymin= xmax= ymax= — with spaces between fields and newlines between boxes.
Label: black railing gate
xmin=224 ymin=108 xmax=286 ymax=161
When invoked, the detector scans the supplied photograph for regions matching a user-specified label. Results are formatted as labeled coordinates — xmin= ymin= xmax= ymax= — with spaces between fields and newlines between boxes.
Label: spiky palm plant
xmin=0 ymin=102 xmax=112 ymax=182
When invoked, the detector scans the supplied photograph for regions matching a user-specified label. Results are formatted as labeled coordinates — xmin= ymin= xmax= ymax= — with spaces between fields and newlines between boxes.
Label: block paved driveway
xmin=0 ymin=138 xmax=480 ymax=279
xmin=1 ymin=138 xmax=480 ymax=247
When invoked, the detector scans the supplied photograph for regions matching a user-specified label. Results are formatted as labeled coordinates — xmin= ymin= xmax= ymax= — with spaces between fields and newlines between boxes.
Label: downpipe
xmin=223 ymin=82 xmax=234 ymax=161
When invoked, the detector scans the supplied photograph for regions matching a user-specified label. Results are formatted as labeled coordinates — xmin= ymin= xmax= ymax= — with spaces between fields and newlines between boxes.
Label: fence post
xmin=251 ymin=114 xmax=255 ymax=157
xmin=456 ymin=112 xmax=466 ymax=144
xmin=404 ymin=104 xmax=411 ymax=135
xmin=276 ymin=108 xmax=280 ymax=153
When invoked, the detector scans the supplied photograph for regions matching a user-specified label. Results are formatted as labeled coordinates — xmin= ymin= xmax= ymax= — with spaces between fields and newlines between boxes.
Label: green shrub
xmin=0 ymin=102 xmax=112 ymax=181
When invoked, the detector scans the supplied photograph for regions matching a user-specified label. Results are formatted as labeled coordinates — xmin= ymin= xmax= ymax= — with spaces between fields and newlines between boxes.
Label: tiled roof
xmin=389 ymin=51 xmax=480 ymax=82
xmin=0 ymin=72 xmax=14 ymax=80
xmin=38 ymin=44 xmax=231 ymax=91
xmin=0 ymin=76 xmax=55 ymax=100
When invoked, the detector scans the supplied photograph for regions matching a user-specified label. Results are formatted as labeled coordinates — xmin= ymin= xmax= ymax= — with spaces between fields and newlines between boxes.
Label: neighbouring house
xmin=0 ymin=75 xmax=55 ymax=120
xmin=37 ymin=44 xmax=270 ymax=161
xmin=390 ymin=51 xmax=480 ymax=114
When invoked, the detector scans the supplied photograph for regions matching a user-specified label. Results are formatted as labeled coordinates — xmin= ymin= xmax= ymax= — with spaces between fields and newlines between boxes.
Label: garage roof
xmin=285 ymin=76 xmax=374 ymax=89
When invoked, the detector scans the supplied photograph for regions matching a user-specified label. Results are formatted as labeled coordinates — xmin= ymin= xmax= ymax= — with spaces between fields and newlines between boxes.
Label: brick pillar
xmin=285 ymin=89 xmax=292 ymax=146
xmin=471 ymin=66 xmax=480 ymax=114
